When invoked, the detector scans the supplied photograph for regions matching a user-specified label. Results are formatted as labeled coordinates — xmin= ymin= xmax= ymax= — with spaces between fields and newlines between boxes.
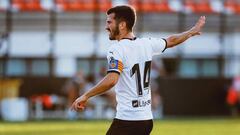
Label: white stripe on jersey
xmin=107 ymin=37 xmax=166 ymax=120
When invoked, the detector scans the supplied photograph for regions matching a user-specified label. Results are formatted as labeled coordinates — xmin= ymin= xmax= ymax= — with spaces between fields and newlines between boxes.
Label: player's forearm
xmin=166 ymin=16 xmax=206 ymax=48
xmin=83 ymin=76 xmax=116 ymax=99
xmin=166 ymin=29 xmax=194 ymax=48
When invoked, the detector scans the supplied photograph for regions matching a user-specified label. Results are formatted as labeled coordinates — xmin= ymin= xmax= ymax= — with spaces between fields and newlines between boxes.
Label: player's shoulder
xmin=142 ymin=37 xmax=157 ymax=41
xmin=134 ymin=37 xmax=158 ymax=44
xmin=108 ymin=42 xmax=121 ymax=51
xmin=107 ymin=43 xmax=123 ymax=56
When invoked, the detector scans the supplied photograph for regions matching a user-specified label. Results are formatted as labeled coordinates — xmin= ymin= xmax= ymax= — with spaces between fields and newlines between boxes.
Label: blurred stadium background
xmin=0 ymin=0 xmax=240 ymax=134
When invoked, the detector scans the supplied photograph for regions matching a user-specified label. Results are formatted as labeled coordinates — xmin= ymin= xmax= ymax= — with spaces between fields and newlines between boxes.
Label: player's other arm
xmin=71 ymin=72 xmax=119 ymax=111
xmin=166 ymin=16 xmax=206 ymax=48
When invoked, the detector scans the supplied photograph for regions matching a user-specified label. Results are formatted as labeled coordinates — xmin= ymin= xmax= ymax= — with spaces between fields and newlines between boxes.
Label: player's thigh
xmin=106 ymin=119 xmax=153 ymax=135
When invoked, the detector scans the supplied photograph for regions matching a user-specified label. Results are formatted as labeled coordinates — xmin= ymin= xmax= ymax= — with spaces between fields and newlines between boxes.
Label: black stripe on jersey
xmin=161 ymin=38 xmax=168 ymax=53
xmin=107 ymin=70 xmax=120 ymax=75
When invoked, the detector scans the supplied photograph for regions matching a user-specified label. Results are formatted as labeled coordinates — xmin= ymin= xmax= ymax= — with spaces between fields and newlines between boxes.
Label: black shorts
xmin=106 ymin=118 xmax=153 ymax=135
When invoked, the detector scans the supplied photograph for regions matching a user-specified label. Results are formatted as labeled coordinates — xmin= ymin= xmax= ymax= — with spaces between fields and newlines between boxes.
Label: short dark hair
xmin=107 ymin=5 xmax=136 ymax=32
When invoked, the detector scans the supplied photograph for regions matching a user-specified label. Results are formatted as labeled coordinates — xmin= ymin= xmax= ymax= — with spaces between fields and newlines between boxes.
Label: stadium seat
xmin=224 ymin=0 xmax=236 ymax=14
xmin=154 ymin=0 xmax=173 ymax=13
xmin=55 ymin=0 xmax=68 ymax=11
xmin=98 ymin=0 xmax=112 ymax=12
xmin=81 ymin=0 xmax=96 ymax=11
xmin=141 ymin=0 xmax=154 ymax=12
xmin=12 ymin=0 xmax=23 ymax=11
xmin=25 ymin=0 xmax=43 ymax=11
xmin=225 ymin=0 xmax=240 ymax=14
xmin=55 ymin=0 xmax=110 ymax=12
xmin=183 ymin=0 xmax=197 ymax=13
xmin=68 ymin=0 xmax=84 ymax=11
xmin=128 ymin=0 xmax=173 ymax=13
xmin=195 ymin=0 xmax=213 ymax=13
xmin=184 ymin=0 xmax=213 ymax=14
xmin=128 ymin=0 xmax=141 ymax=12
xmin=56 ymin=0 xmax=84 ymax=11
xmin=237 ymin=2 xmax=240 ymax=14
xmin=12 ymin=0 xmax=44 ymax=12
xmin=55 ymin=0 xmax=74 ymax=11
xmin=128 ymin=0 xmax=155 ymax=12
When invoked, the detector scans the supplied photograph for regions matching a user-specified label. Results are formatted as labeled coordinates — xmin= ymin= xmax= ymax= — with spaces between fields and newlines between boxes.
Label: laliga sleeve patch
xmin=108 ymin=57 xmax=123 ymax=73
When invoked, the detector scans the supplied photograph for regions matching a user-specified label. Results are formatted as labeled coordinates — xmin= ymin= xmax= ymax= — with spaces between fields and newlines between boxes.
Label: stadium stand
xmin=128 ymin=0 xmax=140 ymax=11
xmin=184 ymin=0 xmax=214 ymax=14
xmin=128 ymin=0 xmax=173 ymax=13
xmin=55 ymin=0 xmax=111 ymax=12
xmin=224 ymin=0 xmax=240 ymax=14
xmin=138 ymin=0 xmax=154 ymax=12
xmin=0 ymin=0 xmax=237 ymax=14
xmin=98 ymin=0 xmax=112 ymax=12
xmin=195 ymin=0 xmax=213 ymax=13
xmin=12 ymin=0 xmax=44 ymax=12
xmin=184 ymin=0 xmax=197 ymax=13
xmin=154 ymin=0 xmax=173 ymax=13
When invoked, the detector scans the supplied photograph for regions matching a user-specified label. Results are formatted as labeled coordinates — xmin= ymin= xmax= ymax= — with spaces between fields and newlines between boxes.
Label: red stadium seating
xmin=141 ymin=0 xmax=154 ymax=12
xmin=183 ymin=0 xmax=197 ymax=13
xmin=8 ymin=0 xmax=240 ymax=14
xmin=184 ymin=0 xmax=213 ymax=13
xmin=195 ymin=0 xmax=213 ymax=13
xmin=128 ymin=0 xmax=141 ymax=12
xmin=237 ymin=2 xmax=240 ymax=14
xmin=56 ymin=0 xmax=77 ymax=11
xmin=129 ymin=0 xmax=173 ymax=13
xmin=154 ymin=0 xmax=173 ymax=13
xmin=98 ymin=0 xmax=112 ymax=12
xmin=67 ymin=0 xmax=84 ymax=11
xmin=81 ymin=0 xmax=96 ymax=11
xmin=56 ymin=0 xmax=111 ymax=12
xmin=12 ymin=0 xmax=43 ymax=11
xmin=225 ymin=0 xmax=240 ymax=14
xmin=225 ymin=0 xmax=236 ymax=13
xmin=128 ymin=0 xmax=158 ymax=13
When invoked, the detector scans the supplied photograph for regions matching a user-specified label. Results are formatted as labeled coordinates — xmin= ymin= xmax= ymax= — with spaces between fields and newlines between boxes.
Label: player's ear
xmin=119 ymin=21 xmax=126 ymax=30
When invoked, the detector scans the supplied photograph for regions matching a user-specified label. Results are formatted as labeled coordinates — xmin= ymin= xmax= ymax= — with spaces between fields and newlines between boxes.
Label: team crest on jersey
xmin=108 ymin=57 xmax=123 ymax=72
xmin=109 ymin=57 xmax=118 ymax=69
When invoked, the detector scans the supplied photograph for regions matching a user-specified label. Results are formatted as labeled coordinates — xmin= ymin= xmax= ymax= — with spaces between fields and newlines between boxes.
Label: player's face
xmin=105 ymin=13 xmax=120 ymax=40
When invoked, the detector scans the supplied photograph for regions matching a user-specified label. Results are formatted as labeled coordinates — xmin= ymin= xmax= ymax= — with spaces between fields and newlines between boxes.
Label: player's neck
xmin=117 ymin=31 xmax=135 ymax=41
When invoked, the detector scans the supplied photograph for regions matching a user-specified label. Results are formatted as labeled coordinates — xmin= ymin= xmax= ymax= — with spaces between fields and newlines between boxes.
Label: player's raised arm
xmin=71 ymin=72 xmax=119 ymax=111
xmin=166 ymin=16 xmax=206 ymax=48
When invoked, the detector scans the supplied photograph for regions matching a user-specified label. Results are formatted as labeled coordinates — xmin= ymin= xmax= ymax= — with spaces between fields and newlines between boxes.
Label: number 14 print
xmin=130 ymin=61 xmax=151 ymax=96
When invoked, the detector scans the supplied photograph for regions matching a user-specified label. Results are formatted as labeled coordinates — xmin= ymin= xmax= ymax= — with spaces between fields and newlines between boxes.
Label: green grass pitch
xmin=0 ymin=118 xmax=240 ymax=135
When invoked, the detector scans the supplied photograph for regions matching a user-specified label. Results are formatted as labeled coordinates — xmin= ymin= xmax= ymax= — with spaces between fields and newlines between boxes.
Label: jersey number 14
xmin=130 ymin=61 xmax=151 ymax=96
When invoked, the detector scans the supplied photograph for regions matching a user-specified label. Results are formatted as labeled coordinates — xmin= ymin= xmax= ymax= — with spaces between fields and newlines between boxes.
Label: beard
xmin=108 ymin=25 xmax=120 ymax=40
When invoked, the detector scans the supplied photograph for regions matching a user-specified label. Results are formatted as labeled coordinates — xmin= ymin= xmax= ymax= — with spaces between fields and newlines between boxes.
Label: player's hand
xmin=70 ymin=95 xmax=88 ymax=111
xmin=191 ymin=16 xmax=206 ymax=36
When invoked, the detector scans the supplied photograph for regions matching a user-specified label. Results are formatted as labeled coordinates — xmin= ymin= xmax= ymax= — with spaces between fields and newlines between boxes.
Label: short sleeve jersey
xmin=107 ymin=37 xmax=167 ymax=120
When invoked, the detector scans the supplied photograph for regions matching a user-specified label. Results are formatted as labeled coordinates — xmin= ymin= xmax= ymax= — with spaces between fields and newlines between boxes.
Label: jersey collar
xmin=121 ymin=37 xmax=137 ymax=41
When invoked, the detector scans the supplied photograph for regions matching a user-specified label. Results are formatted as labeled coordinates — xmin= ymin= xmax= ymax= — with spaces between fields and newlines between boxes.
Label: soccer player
xmin=71 ymin=5 xmax=205 ymax=135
